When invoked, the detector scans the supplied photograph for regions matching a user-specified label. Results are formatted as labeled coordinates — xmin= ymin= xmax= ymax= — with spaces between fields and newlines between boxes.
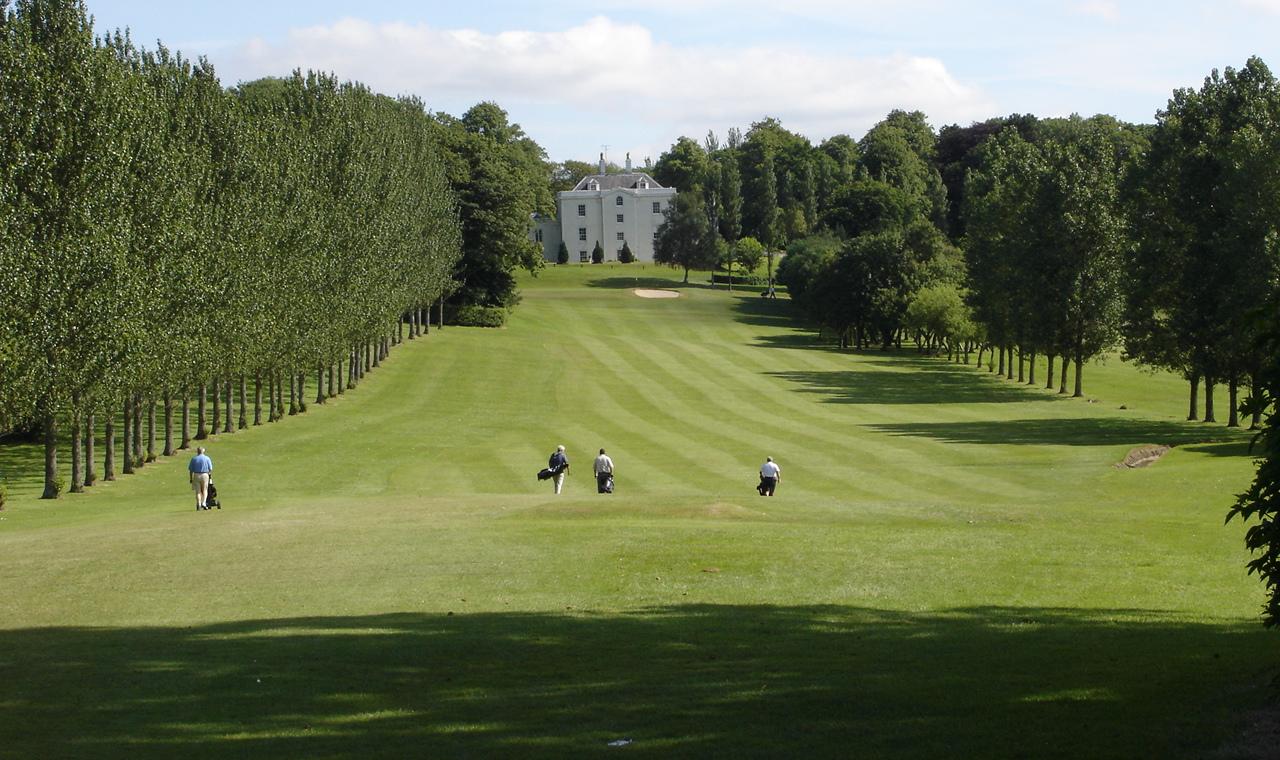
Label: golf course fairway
xmin=0 ymin=266 xmax=1271 ymax=758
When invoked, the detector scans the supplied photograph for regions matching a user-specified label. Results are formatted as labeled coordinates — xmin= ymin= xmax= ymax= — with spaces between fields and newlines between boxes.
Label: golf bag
xmin=597 ymin=473 xmax=614 ymax=494
xmin=206 ymin=478 xmax=221 ymax=509
xmin=537 ymin=468 xmax=554 ymax=481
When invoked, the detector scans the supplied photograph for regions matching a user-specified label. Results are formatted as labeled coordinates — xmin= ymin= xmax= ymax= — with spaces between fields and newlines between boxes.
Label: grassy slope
xmin=0 ymin=265 xmax=1270 ymax=758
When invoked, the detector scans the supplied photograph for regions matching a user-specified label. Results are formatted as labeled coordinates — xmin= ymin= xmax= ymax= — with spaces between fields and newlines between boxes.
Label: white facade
xmin=532 ymin=154 xmax=677 ymax=263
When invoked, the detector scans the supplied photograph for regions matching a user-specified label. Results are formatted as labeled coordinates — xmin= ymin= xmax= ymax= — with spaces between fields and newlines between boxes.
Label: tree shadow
xmin=0 ymin=605 xmax=1268 ymax=758
xmin=731 ymin=296 xmax=794 ymax=328
xmin=768 ymin=369 xmax=1044 ymax=404
xmin=0 ymin=436 xmax=46 ymax=499
xmin=866 ymin=417 xmax=1249 ymax=451
xmin=585 ymin=277 xmax=713 ymax=291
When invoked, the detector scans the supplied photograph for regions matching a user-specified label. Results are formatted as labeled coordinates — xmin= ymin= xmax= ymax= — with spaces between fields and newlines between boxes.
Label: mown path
xmin=0 ymin=267 xmax=1269 ymax=758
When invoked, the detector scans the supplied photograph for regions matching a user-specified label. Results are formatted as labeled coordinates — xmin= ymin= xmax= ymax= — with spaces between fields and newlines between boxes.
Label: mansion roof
xmin=570 ymin=173 xmax=668 ymax=192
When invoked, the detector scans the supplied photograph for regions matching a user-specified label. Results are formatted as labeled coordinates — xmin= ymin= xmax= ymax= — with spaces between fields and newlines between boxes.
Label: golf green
xmin=0 ymin=266 xmax=1270 ymax=758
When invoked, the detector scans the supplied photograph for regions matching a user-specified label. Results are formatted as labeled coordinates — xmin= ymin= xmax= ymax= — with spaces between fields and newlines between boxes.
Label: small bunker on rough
xmin=634 ymin=289 xmax=680 ymax=299
xmin=1116 ymin=444 xmax=1172 ymax=469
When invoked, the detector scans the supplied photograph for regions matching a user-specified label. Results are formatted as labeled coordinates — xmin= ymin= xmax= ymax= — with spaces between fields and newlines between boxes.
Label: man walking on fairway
xmin=594 ymin=448 xmax=614 ymax=494
xmin=759 ymin=456 xmax=781 ymax=496
xmin=549 ymin=445 xmax=569 ymax=494
xmin=189 ymin=447 xmax=213 ymax=510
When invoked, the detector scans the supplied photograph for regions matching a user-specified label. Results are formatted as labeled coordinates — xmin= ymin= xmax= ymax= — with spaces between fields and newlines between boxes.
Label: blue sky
xmin=85 ymin=1 xmax=1280 ymax=163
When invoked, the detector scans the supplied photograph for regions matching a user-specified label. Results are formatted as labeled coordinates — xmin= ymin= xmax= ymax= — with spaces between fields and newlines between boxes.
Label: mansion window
xmin=578 ymin=228 xmax=587 ymax=241
xmin=579 ymin=250 xmax=590 ymax=262
xmin=652 ymin=202 xmax=661 ymax=213
xmin=535 ymin=229 xmax=543 ymax=242
xmin=615 ymin=196 xmax=624 ymax=206
xmin=616 ymin=232 xmax=625 ymax=241
xmin=617 ymin=214 xmax=624 ymax=223
xmin=577 ymin=204 xmax=586 ymax=216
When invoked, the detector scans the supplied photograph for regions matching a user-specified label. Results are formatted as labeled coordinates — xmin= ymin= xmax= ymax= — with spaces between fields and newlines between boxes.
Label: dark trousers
xmin=760 ymin=476 xmax=777 ymax=496
xmin=597 ymin=472 xmax=613 ymax=493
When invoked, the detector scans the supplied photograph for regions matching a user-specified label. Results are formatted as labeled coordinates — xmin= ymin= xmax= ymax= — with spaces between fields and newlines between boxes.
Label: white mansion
xmin=531 ymin=153 xmax=677 ymax=263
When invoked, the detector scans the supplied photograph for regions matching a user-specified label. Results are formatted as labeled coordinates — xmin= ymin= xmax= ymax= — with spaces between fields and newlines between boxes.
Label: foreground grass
xmin=0 ymin=265 xmax=1271 ymax=758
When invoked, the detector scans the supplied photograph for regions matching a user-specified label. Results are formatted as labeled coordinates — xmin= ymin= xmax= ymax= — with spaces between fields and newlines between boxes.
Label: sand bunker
xmin=1116 ymin=445 xmax=1171 ymax=469
xmin=634 ymin=289 xmax=680 ymax=299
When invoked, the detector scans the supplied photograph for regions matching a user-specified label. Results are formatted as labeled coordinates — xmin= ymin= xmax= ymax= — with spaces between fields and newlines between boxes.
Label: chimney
xmin=599 ymin=152 xmax=606 ymax=175
xmin=625 ymin=152 xmax=632 ymax=172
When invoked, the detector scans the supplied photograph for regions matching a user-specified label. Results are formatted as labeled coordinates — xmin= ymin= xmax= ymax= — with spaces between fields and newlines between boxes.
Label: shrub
xmin=52 ymin=476 xmax=65 ymax=498
xmin=446 ymin=305 xmax=507 ymax=327
xmin=591 ymin=241 xmax=604 ymax=264
xmin=556 ymin=241 xmax=569 ymax=265
xmin=619 ymin=241 xmax=635 ymax=263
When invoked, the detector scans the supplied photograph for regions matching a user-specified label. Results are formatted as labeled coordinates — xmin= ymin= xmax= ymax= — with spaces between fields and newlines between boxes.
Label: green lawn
xmin=0 ymin=265 xmax=1271 ymax=758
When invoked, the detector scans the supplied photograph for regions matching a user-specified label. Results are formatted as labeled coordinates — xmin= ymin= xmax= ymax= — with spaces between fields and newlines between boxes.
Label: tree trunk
xmin=1227 ymin=376 xmax=1240 ymax=428
xmin=337 ymin=359 xmax=345 ymax=395
xmin=1059 ymin=357 xmax=1069 ymax=395
xmin=210 ymin=379 xmax=220 ymax=437
xmin=196 ymin=383 xmax=208 ymax=439
xmin=1252 ymin=370 xmax=1263 ymax=430
xmin=1187 ymin=372 xmax=1200 ymax=421
xmin=1006 ymin=346 xmax=1014 ymax=380
xmin=317 ymin=367 xmax=326 ymax=404
xmin=104 ymin=416 xmax=116 ymax=481
xmin=682 ymin=266 xmax=690 ymax=283
xmin=223 ymin=379 xmax=233 ymax=433
xmin=1204 ymin=377 xmax=1216 ymax=423
xmin=1073 ymin=346 xmax=1084 ymax=398
xmin=997 ymin=345 xmax=1005 ymax=376
xmin=181 ymin=386 xmax=190 ymax=449
xmin=238 ymin=376 xmax=247 ymax=430
xmin=438 ymin=297 xmax=444 ymax=329
xmin=1017 ymin=347 xmax=1025 ymax=383
xmin=327 ymin=364 xmax=335 ymax=398
xmin=276 ymin=371 xmax=285 ymax=420
xmin=41 ymin=413 xmax=59 ymax=499
xmin=976 ymin=345 xmax=986 ymax=368
xmin=267 ymin=373 xmax=276 ymax=422
xmin=132 ymin=394 xmax=144 ymax=468
xmin=163 ymin=391 xmax=174 ymax=456
xmin=297 ymin=372 xmax=307 ymax=413
xmin=84 ymin=413 xmax=96 ymax=486
xmin=1045 ymin=354 xmax=1056 ymax=389
xmin=254 ymin=373 xmax=263 ymax=426
xmin=122 ymin=397 xmax=134 ymax=475
xmin=288 ymin=371 xmax=298 ymax=415
xmin=146 ymin=395 xmax=156 ymax=461
xmin=1027 ymin=349 xmax=1036 ymax=386
xmin=70 ymin=411 xmax=83 ymax=494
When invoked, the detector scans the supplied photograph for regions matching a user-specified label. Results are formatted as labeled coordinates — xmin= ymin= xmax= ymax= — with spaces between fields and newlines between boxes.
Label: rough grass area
xmin=0 ymin=265 xmax=1272 ymax=758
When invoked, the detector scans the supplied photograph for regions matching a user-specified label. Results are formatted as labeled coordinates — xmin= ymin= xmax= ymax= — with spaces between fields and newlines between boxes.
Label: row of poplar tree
xmin=0 ymin=1 xmax=550 ymax=500
xmin=644 ymin=57 xmax=1279 ymax=427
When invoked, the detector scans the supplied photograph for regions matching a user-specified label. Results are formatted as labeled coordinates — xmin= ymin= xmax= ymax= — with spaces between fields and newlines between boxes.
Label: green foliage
xmin=1227 ymin=310 xmax=1280 ymax=626
xmin=556 ymin=241 xmax=569 ymax=265
xmin=654 ymin=192 xmax=719 ymax=282
xmin=732 ymin=236 xmax=766 ymax=273
xmin=447 ymin=305 xmax=508 ymax=328
xmin=618 ymin=241 xmax=635 ymax=264
xmin=653 ymin=136 xmax=708 ymax=192
xmin=591 ymin=241 xmax=604 ymax=264
xmin=0 ymin=482 xmax=6 ymax=510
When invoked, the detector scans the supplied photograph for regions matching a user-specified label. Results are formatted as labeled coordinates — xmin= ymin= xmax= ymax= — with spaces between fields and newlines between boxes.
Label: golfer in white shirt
xmin=594 ymin=448 xmax=615 ymax=494
xmin=759 ymin=456 xmax=781 ymax=496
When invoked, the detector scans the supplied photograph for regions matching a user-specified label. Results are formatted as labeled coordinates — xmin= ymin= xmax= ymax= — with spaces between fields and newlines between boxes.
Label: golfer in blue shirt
xmin=188 ymin=447 xmax=213 ymax=510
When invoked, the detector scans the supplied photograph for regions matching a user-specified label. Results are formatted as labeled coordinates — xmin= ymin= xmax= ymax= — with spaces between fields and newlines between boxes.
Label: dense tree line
xmin=649 ymin=58 xmax=1279 ymax=413
xmin=0 ymin=0 xmax=509 ymax=499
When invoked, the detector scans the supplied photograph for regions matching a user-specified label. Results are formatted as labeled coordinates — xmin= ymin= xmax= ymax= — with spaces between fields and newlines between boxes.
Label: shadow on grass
xmin=731 ymin=295 xmax=794 ymax=329
xmin=0 ymin=605 xmax=1269 ymax=758
xmin=0 ymin=436 xmax=46 ymax=499
xmin=768 ymin=368 xmax=1041 ymax=405
xmin=585 ymin=276 xmax=713 ymax=291
xmin=866 ymin=418 xmax=1249 ymax=451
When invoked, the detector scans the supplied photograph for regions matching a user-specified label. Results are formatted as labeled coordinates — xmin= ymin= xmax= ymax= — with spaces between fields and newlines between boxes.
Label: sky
xmin=84 ymin=1 xmax=1280 ymax=164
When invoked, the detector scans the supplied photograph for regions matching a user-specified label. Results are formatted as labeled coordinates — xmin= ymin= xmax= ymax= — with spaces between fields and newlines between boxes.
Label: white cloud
xmin=1239 ymin=0 xmax=1280 ymax=12
xmin=1075 ymin=1 xmax=1121 ymax=21
xmin=221 ymin=16 xmax=992 ymax=157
